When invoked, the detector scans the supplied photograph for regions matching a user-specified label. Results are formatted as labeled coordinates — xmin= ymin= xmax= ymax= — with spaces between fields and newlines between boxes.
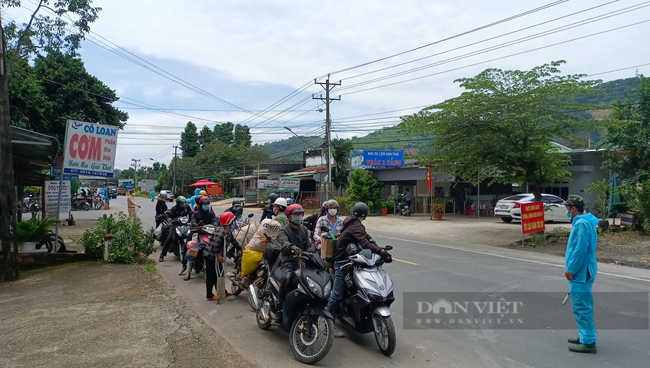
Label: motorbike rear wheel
xmin=372 ymin=315 xmax=396 ymax=356
xmin=231 ymin=283 xmax=242 ymax=296
xmin=256 ymin=301 xmax=272 ymax=330
xmin=289 ymin=313 xmax=334 ymax=365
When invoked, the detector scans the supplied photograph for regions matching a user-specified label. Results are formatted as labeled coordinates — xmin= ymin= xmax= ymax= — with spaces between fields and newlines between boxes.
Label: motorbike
xmin=336 ymin=245 xmax=397 ymax=356
xmin=169 ymin=215 xmax=191 ymax=260
xmin=227 ymin=236 xmax=271 ymax=310
xmin=228 ymin=213 xmax=255 ymax=260
xmin=398 ymin=198 xmax=411 ymax=216
xmin=189 ymin=223 xmax=217 ymax=276
xmin=155 ymin=214 xmax=171 ymax=244
xmin=250 ymin=246 xmax=334 ymax=365
xmin=22 ymin=196 xmax=40 ymax=212
xmin=71 ymin=193 xmax=89 ymax=211
xmin=93 ymin=195 xmax=105 ymax=210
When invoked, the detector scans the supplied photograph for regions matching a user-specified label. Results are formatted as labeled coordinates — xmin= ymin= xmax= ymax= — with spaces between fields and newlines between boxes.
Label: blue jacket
xmin=565 ymin=213 xmax=599 ymax=282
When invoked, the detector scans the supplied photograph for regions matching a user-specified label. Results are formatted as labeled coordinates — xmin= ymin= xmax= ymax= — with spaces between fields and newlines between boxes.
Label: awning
xmin=230 ymin=175 xmax=262 ymax=180
xmin=281 ymin=173 xmax=315 ymax=179
xmin=11 ymin=126 xmax=59 ymax=169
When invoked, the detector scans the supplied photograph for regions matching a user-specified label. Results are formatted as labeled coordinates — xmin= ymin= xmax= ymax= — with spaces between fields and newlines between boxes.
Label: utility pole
xmin=0 ymin=13 xmax=19 ymax=281
xmin=313 ymin=75 xmax=340 ymax=198
xmin=172 ymin=145 xmax=178 ymax=195
xmin=131 ymin=158 xmax=140 ymax=188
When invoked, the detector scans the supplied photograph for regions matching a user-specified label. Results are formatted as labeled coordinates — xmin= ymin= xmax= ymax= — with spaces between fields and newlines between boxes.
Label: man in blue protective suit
xmin=564 ymin=194 xmax=599 ymax=354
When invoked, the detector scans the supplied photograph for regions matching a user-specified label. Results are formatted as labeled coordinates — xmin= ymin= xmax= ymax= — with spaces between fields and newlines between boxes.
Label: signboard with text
xmin=207 ymin=184 xmax=223 ymax=196
xmin=45 ymin=180 xmax=71 ymax=220
xmin=258 ymin=179 xmax=279 ymax=190
xmin=520 ymin=201 xmax=545 ymax=234
xmin=279 ymin=178 xmax=300 ymax=192
xmin=350 ymin=150 xmax=404 ymax=170
xmin=63 ymin=120 xmax=118 ymax=178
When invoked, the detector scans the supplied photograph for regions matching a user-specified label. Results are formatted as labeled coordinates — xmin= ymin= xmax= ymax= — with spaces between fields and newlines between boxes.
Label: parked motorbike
xmin=250 ymin=246 xmax=334 ymax=365
xmin=71 ymin=193 xmax=89 ymax=211
xmin=22 ymin=196 xmax=40 ymax=212
xmin=336 ymin=245 xmax=396 ymax=356
xmin=93 ymin=195 xmax=105 ymax=210
xmin=398 ymin=198 xmax=411 ymax=216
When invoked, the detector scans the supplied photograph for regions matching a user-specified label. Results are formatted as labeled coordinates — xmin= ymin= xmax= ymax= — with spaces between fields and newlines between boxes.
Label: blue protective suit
xmin=150 ymin=190 xmax=156 ymax=202
xmin=187 ymin=195 xmax=196 ymax=209
xmin=566 ymin=212 xmax=599 ymax=344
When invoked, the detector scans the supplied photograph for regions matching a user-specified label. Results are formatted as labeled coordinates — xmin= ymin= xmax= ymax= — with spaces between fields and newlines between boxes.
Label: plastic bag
xmin=235 ymin=222 xmax=258 ymax=247
xmin=154 ymin=223 xmax=163 ymax=239
xmin=241 ymin=248 xmax=264 ymax=277
xmin=246 ymin=219 xmax=281 ymax=252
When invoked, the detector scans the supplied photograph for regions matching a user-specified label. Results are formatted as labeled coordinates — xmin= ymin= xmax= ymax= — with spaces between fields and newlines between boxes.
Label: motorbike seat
xmin=272 ymin=266 xmax=283 ymax=281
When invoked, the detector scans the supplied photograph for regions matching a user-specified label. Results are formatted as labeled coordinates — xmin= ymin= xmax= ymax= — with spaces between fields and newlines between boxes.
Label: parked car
xmin=494 ymin=193 xmax=569 ymax=223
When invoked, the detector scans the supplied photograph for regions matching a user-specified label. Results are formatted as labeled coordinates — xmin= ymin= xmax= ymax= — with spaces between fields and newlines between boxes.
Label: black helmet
xmin=352 ymin=202 xmax=369 ymax=218
xmin=232 ymin=199 xmax=242 ymax=206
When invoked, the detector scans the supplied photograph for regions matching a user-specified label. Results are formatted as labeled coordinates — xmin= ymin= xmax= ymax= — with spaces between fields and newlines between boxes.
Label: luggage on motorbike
xmin=263 ymin=245 xmax=282 ymax=266
xmin=320 ymin=236 xmax=337 ymax=268
xmin=241 ymin=248 xmax=264 ymax=277
xmin=186 ymin=241 xmax=199 ymax=257
xmin=154 ymin=223 xmax=164 ymax=240
xmin=235 ymin=222 xmax=258 ymax=246
xmin=246 ymin=219 xmax=281 ymax=252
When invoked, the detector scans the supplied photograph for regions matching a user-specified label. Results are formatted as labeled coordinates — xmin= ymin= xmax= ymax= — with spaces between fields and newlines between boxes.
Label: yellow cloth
xmin=241 ymin=248 xmax=263 ymax=277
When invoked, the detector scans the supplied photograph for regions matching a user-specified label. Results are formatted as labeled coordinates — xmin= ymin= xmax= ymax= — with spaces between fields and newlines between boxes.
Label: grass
xmin=144 ymin=262 xmax=157 ymax=275
xmin=599 ymin=228 xmax=646 ymax=245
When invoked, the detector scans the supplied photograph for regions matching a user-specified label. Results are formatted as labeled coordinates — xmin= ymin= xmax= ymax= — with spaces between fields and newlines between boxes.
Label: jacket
xmin=155 ymin=200 xmax=168 ymax=216
xmin=333 ymin=216 xmax=382 ymax=262
xmin=191 ymin=208 xmax=218 ymax=227
xmin=260 ymin=203 xmax=274 ymax=222
xmin=275 ymin=212 xmax=289 ymax=227
xmin=204 ymin=226 xmax=240 ymax=259
xmin=226 ymin=207 xmax=244 ymax=220
xmin=277 ymin=224 xmax=314 ymax=262
xmin=166 ymin=204 xmax=192 ymax=221
xmin=566 ymin=213 xmax=599 ymax=283
xmin=313 ymin=215 xmax=343 ymax=245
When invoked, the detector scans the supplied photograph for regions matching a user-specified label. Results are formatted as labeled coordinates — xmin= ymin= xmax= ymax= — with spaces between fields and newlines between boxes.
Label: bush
xmin=548 ymin=227 xmax=571 ymax=239
xmin=431 ymin=203 xmax=445 ymax=214
xmin=348 ymin=169 xmax=383 ymax=210
xmin=81 ymin=212 xmax=155 ymax=264
xmin=636 ymin=181 xmax=650 ymax=235
xmin=15 ymin=214 xmax=54 ymax=243
xmin=586 ymin=179 xmax=609 ymax=219
xmin=335 ymin=196 xmax=353 ymax=216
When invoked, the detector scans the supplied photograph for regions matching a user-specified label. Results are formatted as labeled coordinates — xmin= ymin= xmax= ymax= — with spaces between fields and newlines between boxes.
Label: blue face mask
xmin=234 ymin=206 xmax=241 ymax=211
xmin=202 ymin=205 xmax=210 ymax=211
xmin=566 ymin=209 xmax=572 ymax=218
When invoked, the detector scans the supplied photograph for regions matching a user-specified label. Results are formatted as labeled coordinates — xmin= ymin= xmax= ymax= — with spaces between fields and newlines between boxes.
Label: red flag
xmin=427 ymin=164 xmax=431 ymax=190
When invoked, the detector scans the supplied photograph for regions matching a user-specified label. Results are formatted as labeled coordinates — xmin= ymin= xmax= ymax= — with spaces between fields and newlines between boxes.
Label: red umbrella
xmin=189 ymin=179 xmax=217 ymax=187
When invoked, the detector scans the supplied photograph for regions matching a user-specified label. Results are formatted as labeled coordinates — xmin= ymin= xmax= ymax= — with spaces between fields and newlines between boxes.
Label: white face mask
xmin=328 ymin=209 xmax=337 ymax=216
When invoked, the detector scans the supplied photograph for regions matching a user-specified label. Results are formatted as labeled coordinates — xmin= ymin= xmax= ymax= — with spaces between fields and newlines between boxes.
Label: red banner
xmin=427 ymin=164 xmax=431 ymax=190
xmin=207 ymin=184 xmax=223 ymax=196
xmin=520 ymin=201 xmax=545 ymax=234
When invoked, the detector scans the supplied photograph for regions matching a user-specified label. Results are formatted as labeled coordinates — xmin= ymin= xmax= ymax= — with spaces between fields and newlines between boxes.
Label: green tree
xmin=180 ymin=121 xmax=200 ymax=158
xmin=213 ymin=122 xmax=234 ymax=145
xmin=233 ymin=124 xmax=251 ymax=147
xmin=332 ymin=138 xmax=353 ymax=190
xmin=347 ymin=169 xmax=383 ymax=210
xmin=402 ymin=61 xmax=600 ymax=201
xmin=198 ymin=125 xmax=214 ymax=149
xmin=602 ymin=76 xmax=650 ymax=192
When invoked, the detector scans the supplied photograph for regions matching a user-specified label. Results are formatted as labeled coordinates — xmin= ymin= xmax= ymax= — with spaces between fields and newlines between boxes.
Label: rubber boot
xmin=568 ymin=342 xmax=597 ymax=354
xmin=567 ymin=337 xmax=580 ymax=344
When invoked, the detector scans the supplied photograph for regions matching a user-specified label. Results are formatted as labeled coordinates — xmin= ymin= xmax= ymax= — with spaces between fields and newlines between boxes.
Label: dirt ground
xmin=0 ymin=262 xmax=257 ymax=368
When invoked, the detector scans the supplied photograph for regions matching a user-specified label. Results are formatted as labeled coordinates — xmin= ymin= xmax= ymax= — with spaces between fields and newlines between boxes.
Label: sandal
xmin=183 ymin=274 xmax=191 ymax=281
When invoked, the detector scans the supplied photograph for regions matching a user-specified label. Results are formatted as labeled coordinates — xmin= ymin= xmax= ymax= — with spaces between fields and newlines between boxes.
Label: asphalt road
xmin=112 ymin=197 xmax=650 ymax=367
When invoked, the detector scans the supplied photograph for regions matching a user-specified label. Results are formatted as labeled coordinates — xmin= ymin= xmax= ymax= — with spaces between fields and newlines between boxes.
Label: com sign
xmin=63 ymin=120 xmax=119 ymax=178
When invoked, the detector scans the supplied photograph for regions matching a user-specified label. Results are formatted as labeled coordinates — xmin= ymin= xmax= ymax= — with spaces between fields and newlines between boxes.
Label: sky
xmin=6 ymin=0 xmax=650 ymax=169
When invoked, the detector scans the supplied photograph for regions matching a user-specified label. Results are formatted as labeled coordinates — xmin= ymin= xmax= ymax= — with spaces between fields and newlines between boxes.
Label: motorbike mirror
xmin=248 ymin=213 xmax=254 ymax=218
xmin=384 ymin=245 xmax=393 ymax=251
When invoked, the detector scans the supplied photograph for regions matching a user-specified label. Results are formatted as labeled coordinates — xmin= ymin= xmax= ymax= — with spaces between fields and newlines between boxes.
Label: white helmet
xmin=274 ymin=197 xmax=288 ymax=210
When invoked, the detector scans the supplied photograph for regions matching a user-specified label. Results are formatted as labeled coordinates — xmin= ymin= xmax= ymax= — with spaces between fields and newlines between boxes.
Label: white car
xmin=494 ymin=193 xmax=570 ymax=223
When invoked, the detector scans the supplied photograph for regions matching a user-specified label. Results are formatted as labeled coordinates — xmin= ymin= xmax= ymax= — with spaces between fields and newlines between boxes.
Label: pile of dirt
xmin=0 ymin=262 xmax=257 ymax=368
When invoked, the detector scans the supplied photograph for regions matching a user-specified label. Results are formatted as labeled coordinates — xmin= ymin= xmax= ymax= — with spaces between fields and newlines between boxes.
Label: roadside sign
xmin=125 ymin=183 xmax=134 ymax=190
xmin=207 ymin=184 xmax=223 ymax=196
xmin=63 ymin=120 xmax=118 ymax=178
xmin=279 ymin=178 xmax=300 ymax=192
xmin=258 ymin=179 xmax=278 ymax=190
xmin=63 ymin=175 xmax=79 ymax=181
xmin=520 ymin=201 xmax=545 ymax=234
xmin=45 ymin=180 xmax=71 ymax=220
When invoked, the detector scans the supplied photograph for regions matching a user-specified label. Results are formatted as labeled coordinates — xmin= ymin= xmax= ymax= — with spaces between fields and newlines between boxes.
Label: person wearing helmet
xmin=313 ymin=199 xmax=343 ymax=248
xmin=226 ymin=199 xmax=244 ymax=220
xmin=203 ymin=212 xmax=241 ymax=301
xmin=260 ymin=193 xmax=278 ymax=221
xmin=181 ymin=196 xmax=219 ymax=275
xmin=327 ymin=202 xmax=392 ymax=337
xmin=159 ymin=196 xmax=192 ymax=263
xmin=286 ymin=197 xmax=294 ymax=205
xmin=273 ymin=197 xmax=289 ymax=227
xmin=273 ymin=204 xmax=315 ymax=324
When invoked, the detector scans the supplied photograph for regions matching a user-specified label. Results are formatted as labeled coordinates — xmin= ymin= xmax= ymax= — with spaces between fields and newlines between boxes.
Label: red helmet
xmin=220 ymin=211 xmax=235 ymax=226
xmin=199 ymin=196 xmax=210 ymax=206
xmin=286 ymin=204 xmax=305 ymax=217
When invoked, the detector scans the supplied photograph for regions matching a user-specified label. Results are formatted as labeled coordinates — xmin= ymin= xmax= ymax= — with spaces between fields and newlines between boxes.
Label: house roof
xmin=11 ymin=126 xmax=59 ymax=169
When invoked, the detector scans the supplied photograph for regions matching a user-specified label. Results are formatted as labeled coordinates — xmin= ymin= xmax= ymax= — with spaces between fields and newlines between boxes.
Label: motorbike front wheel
xmin=289 ymin=313 xmax=334 ymax=365
xmin=231 ymin=282 xmax=242 ymax=296
xmin=372 ymin=315 xmax=396 ymax=356
xmin=256 ymin=301 xmax=272 ymax=330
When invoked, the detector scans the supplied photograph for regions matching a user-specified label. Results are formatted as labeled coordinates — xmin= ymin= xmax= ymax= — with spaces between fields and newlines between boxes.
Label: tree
xmin=402 ymin=61 xmax=600 ymax=201
xmin=233 ymin=124 xmax=251 ymax=147
xmin=198 ymin=125 xmax=213 ymax=149
xmin=180 ymin=121 xmax=199 ymax=158
xmin=332 ymin=138 xmax=353 ymax=190
xmin=602 ymin=76 xmax=650 ymax=192
xmin=213 ymin=122 xmax=234 ymax=145
xmin=348 ymin=169 xmax=383 ymax=210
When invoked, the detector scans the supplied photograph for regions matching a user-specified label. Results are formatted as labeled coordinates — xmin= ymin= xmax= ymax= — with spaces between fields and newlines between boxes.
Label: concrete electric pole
xmin=172 ymin=145 xmax=178 ymax=195
xmin=131 ymin=158 xmax=140 ymax=186
xmin=312 ymin=76 xmax=340 ymax=198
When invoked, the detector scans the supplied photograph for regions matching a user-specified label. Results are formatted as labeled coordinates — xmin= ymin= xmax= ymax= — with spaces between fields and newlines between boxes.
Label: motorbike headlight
xmin=305 ymin=277 xmax=322 ymax=298
xmin=175 ymin=228 xmax=182 ymax=236
xmin=323 ymin=280 xmax=332 ymax=298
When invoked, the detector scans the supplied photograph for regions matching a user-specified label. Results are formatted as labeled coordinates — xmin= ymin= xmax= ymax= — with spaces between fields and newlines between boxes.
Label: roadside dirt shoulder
xmin=0 ymin=262 xmax=257 ymax=368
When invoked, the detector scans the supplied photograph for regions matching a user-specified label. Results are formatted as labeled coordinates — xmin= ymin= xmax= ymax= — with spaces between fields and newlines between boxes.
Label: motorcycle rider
xmin=326 ymin=202 xmax=392 ymax=337
xmin=159 ymin=196 xmax=192 ymax=262
xmin=313 ymin=199 xmax=343 ymax=249
xmin=273 ymin=197 xmax=289 ymax=227
xmin=260 ymin=193 xmax=278 ymax=221
xmin=225 ymin=199 xmax=244 ymax=220
xmin=182 ymin=196 xmax=219 ymax=275
xmin=403 ymin=188 xmax=412 ymax=209
xmin=303 ymin=201 xmax=327 ymax=232
xmin=273 ymin=204 xmax=315 ymax=324
xmin=155 ymin=193 xmax=168 ymax=229
xmin=204 ymin=212 xmax=241 ymax=301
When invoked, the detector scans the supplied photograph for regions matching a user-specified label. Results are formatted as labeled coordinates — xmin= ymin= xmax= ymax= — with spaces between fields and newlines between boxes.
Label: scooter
xmin=251 ymin=246 xmax=334 ymax=365
xmin=170 ymin=215 xmax=191 ymax=260
xmin=398 ymin=198 xmax=411 ymax=216
xmin=336 ymin=245 xmax=397 ymax=356
xmin=71 ymin=193 xmax=89 ymax=211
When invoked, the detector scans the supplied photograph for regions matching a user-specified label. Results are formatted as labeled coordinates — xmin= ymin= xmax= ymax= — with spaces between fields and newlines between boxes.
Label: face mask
xmin=233 ymin=206 xmax=241 ymax=210
xmin=202 ymin=205 xmax=210 ymax=211
xmin=566 ymin=209 xmax=572 ymax=218
xmin=273 ymin=207 xmax=279 ymax=215
xmin=291 ymin=216 xmax=303 ymax=225
xmin=328 ymin=209 xmax=338 ymax=216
